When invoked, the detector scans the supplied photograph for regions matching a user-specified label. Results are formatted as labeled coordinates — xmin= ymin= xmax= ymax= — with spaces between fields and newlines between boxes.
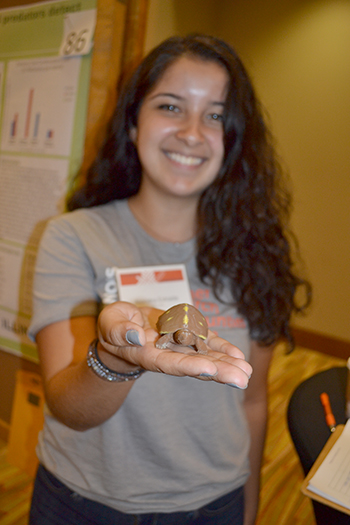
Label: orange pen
xmin=320 ymin=392 xmax=336 ymax=432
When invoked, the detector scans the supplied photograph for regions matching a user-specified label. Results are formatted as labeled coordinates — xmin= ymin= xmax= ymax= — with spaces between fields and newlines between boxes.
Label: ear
xmin=129 ymin=127 xmax=137 ymax=143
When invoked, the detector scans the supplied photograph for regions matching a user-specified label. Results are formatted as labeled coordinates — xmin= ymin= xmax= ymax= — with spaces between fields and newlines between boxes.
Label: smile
xmin=165 ymin=151 xmax=204 ymax=166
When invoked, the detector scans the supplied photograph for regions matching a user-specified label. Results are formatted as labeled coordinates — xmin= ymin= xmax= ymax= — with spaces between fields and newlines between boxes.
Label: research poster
xmin=0 ymin=0 xmax=97 ymax=360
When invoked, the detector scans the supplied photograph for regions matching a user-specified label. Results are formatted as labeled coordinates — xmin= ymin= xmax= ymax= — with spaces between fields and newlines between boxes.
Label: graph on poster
xmin=1 ymin=56 xmax=81 ymax=156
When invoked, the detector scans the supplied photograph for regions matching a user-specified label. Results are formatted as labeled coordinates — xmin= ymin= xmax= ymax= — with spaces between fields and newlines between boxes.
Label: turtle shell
xmin=156 ymin=303 xmax=208 ymax=339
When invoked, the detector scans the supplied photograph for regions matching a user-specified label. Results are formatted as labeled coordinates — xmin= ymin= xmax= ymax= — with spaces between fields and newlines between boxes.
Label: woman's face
xmin=131 ymin=56 xmax=228 ymax=201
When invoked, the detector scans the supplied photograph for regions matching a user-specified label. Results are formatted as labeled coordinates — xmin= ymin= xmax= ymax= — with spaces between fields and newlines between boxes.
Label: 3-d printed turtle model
xmin=156 ymin=303 xmax=210 ymax=354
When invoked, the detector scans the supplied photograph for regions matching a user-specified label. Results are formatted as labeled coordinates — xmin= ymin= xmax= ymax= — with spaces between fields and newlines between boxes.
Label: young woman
xmin=29 ymin=34 xmax=310 ymax=525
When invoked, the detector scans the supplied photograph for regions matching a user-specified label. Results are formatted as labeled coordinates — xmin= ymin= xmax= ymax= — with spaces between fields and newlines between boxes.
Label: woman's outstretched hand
xmin=97 ymin=302 xmax=252 ymax=388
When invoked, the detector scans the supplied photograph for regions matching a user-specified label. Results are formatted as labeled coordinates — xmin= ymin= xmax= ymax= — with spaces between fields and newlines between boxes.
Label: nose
xmin=175 ymin=115 xmax=204 ymax=146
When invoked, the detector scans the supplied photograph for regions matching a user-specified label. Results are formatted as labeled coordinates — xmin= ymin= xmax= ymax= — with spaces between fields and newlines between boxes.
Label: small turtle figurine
xmin=156 ymin=303 xmax=210 ymax=354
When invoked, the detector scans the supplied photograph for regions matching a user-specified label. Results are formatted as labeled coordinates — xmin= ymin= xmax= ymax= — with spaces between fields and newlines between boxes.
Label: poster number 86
xmin=63 ymin=30 xmax=89 ymax=55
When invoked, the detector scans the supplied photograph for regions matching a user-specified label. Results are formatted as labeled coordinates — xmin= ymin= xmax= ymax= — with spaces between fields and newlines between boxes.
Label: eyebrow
xmin=149 ymin=92 xmax=225 ymax=106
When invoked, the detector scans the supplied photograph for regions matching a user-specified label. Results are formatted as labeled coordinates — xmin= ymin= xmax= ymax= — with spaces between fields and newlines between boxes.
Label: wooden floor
xmin=0 ymin=344 xmax=346 ymax=524
xmin=0 ymin=442 xmax=32 ymax=525
xmin=257 ymin=344 xmax=346 ymax=525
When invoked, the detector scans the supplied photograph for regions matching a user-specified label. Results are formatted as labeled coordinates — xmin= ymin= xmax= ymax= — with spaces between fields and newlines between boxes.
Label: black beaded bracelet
xmin=86 ymin=339 xmax=145 ymax=382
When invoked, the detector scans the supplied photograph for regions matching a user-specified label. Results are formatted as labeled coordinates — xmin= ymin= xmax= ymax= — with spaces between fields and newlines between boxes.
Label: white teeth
xmin=166 ymin=152 xmax=203 ymax=166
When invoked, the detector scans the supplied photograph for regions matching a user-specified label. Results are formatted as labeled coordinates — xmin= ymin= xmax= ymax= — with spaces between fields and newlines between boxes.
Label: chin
xmin=170 ymin=179 xmax=210 ymax=196
xmin=169 ymin=187 xmax=203 ymax=199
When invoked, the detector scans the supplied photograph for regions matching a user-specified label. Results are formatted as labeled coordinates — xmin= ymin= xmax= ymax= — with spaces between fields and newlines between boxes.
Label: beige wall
xmin=144 ymin=0 xmax=219 ymax=52
xmin=144 ymin=0 xmax=350 ymax=342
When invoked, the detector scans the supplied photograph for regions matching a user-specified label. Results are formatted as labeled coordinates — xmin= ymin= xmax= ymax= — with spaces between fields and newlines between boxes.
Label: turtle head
xmin=173 ymin=329 xmax=195 ymax=347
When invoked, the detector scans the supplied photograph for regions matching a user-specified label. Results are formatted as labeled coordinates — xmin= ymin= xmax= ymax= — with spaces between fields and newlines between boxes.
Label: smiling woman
xmin=28 ymin=34 xmax=310 ymax=525
xmin=129 ymin=57 xmax=227 ymax=211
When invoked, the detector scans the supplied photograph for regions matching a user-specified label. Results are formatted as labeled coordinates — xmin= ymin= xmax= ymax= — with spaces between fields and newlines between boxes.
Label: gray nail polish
xmin=126 ymin=330 xmax=142 ymax=346
xmin=199 ymin=373 xmax=214 ymax=378
xmin=226 ymin=383 xmax=248 ymax=390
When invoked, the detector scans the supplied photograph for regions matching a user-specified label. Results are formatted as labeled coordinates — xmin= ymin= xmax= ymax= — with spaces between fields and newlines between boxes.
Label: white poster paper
xmin=0 ymin=0 xmax=96 ymax=360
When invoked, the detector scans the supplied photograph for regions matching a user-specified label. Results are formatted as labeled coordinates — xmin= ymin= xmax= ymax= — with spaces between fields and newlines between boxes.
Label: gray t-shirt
xmin=29 ymin=199 xmax=251 ymax=513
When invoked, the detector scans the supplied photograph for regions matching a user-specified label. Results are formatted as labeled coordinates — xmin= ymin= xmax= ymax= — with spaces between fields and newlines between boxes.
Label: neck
xmin=128 ymin=193 xmax=198 ymax=243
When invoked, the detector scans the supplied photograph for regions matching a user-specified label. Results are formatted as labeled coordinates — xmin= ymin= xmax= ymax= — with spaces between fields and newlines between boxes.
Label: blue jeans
xmin=29 ymin=464 xmax=244 ymax=525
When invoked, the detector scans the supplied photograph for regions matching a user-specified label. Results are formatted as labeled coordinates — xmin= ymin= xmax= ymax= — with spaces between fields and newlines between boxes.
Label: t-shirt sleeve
xmin=28 ymin=216 xmax=99 ymax=340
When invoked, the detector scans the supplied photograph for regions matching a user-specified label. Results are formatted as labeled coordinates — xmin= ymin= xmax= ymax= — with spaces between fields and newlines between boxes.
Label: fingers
xmin=203 ymin=356 xmax=251 ymax=388
xmin=98 ymin=302 xmax=147 ymax=349
xmin=207 ymin=330 xmax=244 ymax=357
xmin=205 ymin=331 xmax=252 ymax=382
xmin=147 ymin=346 xmax=251 ymax=388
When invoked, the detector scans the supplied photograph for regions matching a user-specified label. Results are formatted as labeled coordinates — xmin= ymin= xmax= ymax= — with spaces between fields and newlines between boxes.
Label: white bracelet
xmin=86 ymin=339 xmax=145 ymax=382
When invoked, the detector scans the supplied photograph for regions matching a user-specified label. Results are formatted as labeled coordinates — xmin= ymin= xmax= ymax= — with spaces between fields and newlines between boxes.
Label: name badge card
xmin=115 ymin=264 xmax=192 ymax=311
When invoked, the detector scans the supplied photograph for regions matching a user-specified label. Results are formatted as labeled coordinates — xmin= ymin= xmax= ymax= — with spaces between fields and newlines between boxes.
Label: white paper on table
xmin=307 ymin=419 xmax=350 ymax=510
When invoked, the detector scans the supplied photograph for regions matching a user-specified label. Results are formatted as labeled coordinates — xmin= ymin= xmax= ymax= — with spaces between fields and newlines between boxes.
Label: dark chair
xmin=287 ymin=367 xmax=350 ymax=524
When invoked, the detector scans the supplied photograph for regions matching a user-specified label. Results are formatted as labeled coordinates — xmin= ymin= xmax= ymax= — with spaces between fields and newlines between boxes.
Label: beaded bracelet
xmin=86 ymin=339 xmax=145 ymax=382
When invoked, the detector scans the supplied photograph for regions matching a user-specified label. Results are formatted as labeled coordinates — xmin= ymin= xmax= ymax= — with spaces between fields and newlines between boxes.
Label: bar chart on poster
xmin=2 ymin=57 xmax=81 ymax=155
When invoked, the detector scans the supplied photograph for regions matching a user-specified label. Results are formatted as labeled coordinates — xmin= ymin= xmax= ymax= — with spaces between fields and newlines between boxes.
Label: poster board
xmin=0 ymin=0 xmax=97 ymax=360
xmin=0 ymin=0 xmax=147 ymax=363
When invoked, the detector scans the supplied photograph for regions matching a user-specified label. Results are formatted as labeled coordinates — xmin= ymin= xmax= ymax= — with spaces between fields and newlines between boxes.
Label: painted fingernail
xmin=126 ymin=330 xmax=142 ymax=346
xmin=226 ymin=382 xmax=248 ymax=390
xmin=200 ymin=373 xmax=215 ymax=378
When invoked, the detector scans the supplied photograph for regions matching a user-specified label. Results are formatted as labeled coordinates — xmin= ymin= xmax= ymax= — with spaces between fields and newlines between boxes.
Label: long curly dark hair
xmin=67 ymin=34 xmax=311 ymax=348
